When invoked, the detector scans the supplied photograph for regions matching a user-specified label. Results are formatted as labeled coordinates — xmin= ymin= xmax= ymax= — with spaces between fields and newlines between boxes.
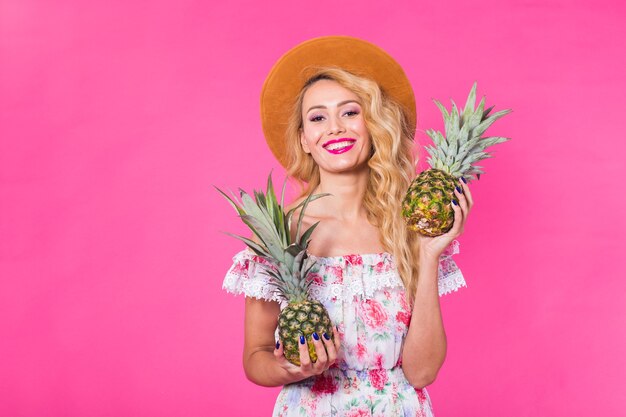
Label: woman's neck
xmin=311 ymin=169 xmax=370 ymax=223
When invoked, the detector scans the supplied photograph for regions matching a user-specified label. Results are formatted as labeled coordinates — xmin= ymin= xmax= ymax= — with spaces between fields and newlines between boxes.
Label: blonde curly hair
xmin=283 ymin=66 xmax=423 ymax=305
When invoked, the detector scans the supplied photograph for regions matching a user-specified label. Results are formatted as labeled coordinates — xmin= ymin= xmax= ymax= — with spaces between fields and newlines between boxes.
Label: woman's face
xmin=300 ymin=79 xmax=371 ymax=174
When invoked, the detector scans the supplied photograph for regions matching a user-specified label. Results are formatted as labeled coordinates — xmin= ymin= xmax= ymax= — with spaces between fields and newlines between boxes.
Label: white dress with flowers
xmin=222 ymin=240 xmax=466 ymax=417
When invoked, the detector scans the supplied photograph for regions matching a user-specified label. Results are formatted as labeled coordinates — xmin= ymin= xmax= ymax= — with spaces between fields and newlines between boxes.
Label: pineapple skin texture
xmin=402 ymin=168 xmax=457 ymax=237
xmin=278 ymin=300 xmax=334 ymax=366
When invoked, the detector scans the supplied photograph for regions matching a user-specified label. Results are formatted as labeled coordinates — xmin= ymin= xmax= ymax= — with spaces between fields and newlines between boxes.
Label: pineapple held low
xmin=402 ymin=82 xmax=512 ymax=236
xmin=215 ymin=172 xmax=335 ymax=366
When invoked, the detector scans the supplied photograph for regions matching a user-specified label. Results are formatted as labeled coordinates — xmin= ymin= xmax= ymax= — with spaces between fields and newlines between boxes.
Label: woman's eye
xmin=309 ymin=110 xmax=358 ymax=122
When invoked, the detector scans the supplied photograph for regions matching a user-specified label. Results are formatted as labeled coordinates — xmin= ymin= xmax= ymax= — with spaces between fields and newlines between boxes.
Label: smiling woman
xmin=299 ymin=79 xmax=371 ymax=172
xmin=222 ymin=36 xmax=469 ymax=417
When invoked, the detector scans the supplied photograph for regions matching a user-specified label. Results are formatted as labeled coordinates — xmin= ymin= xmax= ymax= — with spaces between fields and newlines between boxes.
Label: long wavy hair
xmin=283 ymin=66 xmax=423 ymax=305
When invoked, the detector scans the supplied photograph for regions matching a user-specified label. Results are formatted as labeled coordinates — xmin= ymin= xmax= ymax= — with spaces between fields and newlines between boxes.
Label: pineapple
xmin=402 ymin=81 xmax=512 ymax=236
xmin=215 ymin=171 xmax=334 ymax=366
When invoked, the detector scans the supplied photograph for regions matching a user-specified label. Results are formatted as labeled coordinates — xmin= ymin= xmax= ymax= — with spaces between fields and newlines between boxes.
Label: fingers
xmin=273 ymin=339 xmax=291 ymax=367
xmin=458 ymin=177 xmax=473 ymax=210
xmin=450 ymin=178 xmax=472 ymax=237
xmin=332 ymin=326 xmax=341 ymax=352
xmin=453 ymin=184 xmax=469 ymax=217
xmin=275 ymin=328 xmax=342 ymax=377
xmin=274 ymin=339 xmax=282 ymax=358
xmin=307 ymin=329 xmax=341 ymax=375
xmin=449 ymin=187 xmax=465 ymax=236
xmin=321 ymin=331 xmax=337 ymax=367
xmin=298 ymin=334 xmax=313 ymax=371
xmin=310 ymin=332 xmax=329 ymax=369
xmin=449 ymin=197 xmax=463 ymax=237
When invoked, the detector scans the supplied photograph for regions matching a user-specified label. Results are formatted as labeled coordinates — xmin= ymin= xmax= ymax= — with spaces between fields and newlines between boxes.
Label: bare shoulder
xmin=284 ymin=195 xmax=318 ymax=223
xmin=283 ymin=196 xmax=316 ymax=241
xmin=247 ymin=196 xmax=310 ymax=244
xmin=284 ymin=195 xmax=307 ymax=213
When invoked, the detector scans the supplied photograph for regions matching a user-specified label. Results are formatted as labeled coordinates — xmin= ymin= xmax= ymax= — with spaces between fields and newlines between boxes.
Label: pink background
xmin=2 ymin=0 xmax=625 ymax=416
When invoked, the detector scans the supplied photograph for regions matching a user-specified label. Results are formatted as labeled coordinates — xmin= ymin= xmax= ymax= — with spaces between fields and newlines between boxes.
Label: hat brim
xmin=260 ymin=35 xmax=416 ymax=169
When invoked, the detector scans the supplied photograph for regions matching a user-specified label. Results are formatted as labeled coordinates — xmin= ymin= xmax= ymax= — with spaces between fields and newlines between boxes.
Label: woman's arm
xmin=402 ymin=180 xmax=474 ymax=388
xmin=241 ymin=229 xmax=302 ymax=386
xmin=242 ymin=297 xmax=298 ymax=386
xmin=401 ymin=178 xmax=472 ymax=388
xmin=400 ymin=252 xmax=447 ymax=389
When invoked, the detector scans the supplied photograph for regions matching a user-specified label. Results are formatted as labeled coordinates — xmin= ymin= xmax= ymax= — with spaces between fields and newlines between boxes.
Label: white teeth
xmin=326 ymin=141 xmax=355 ymax=150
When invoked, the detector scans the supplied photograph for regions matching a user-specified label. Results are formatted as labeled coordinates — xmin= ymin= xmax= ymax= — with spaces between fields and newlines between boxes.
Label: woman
xmin=222 ymin=36 xmax=471 ymax=416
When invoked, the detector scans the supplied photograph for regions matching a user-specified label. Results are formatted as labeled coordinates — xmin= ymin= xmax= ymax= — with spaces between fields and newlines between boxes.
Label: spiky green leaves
xmin=425 ymin=81 xmax=513 ymax=182
xmin=215 ymin=170 xmax=331 ymax=302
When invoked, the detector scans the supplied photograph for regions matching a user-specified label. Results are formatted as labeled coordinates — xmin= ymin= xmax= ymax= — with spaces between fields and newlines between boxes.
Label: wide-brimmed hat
xmin=260 ymin=35 xmax=416 ymax=168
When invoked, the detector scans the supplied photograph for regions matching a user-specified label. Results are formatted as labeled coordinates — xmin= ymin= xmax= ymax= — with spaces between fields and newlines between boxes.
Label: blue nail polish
xmin=452 ymin=199 xmax=458 ymax=206
xmin=300 ymin=335 xmax=305 ymax=344
xmin=455 ymin=186 xmax=461 ymax=193
xmin=312 ymin=332 xmax=319 ymax=341
xmin=461 ymin=177 xmax=467 ymax=184
xmin=323 ymin=332 xmax=330 ymax=340
xmin=276 ymin=341 xmax=280 ymax=349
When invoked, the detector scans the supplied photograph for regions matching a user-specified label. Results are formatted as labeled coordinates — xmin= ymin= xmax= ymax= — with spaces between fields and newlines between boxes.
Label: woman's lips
xmin=323 ymin=138 xmax=356 ymax=154
xmin=325 ymin=143 xmax=355 ymax=154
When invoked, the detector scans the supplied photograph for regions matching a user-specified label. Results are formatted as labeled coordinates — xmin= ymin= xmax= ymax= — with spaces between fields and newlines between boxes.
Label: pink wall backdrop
xmin=2 ymin=0 xmax=625 ymax=416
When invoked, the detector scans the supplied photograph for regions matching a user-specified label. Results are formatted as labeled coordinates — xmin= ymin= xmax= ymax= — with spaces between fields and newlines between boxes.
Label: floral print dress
xmin=222 ymin=240 xmax=466 ymax=417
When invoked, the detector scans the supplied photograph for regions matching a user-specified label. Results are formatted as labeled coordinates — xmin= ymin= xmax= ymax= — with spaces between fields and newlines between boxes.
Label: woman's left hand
xmin=417 ymin=177 xmax=474 ymax=259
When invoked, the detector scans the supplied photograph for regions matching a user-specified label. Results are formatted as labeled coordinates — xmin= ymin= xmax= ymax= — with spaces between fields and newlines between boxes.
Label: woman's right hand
xmin=273 ymin=326 xmax=341 ymax=381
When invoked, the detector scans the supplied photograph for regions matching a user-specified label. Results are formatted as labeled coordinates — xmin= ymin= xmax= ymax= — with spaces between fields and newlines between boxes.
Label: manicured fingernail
xmin=300 ymin=335 xmax=305 ymax=344
xmin=455 ymin=186 xmax=462 ymax=193
xmin=452 ymin=199 xmax=458 ymax=206
xmin=323 ymin=332 xmax=330 ymax=340
xmin=276 ymin=341 xmax=280 ymax=349
xmin=312 ymin=332 xmax=319 ymax=341
xmin=461 ymin=177 xmax=467 ymax=184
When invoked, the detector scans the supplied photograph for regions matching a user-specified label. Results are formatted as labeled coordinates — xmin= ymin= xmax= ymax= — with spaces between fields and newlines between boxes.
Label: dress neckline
xmin=305 ymin=249 xmax=392 ymax=260
xmin=242 ymin=246 xmax=392 ymax=261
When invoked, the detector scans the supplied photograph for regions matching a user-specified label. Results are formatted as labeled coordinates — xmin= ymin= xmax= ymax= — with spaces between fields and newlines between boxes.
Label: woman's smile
xmin=323 ymin=138 xmax=357 ymax=153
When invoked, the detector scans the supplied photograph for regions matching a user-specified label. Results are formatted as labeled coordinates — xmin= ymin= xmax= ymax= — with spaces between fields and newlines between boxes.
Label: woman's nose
xmin=327 ymin=116 xmax=346 ymax=135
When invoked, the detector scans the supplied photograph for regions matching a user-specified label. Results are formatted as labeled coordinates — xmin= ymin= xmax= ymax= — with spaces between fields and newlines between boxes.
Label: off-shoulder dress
xmin=222 ymin=240 xmax=466 ymax=417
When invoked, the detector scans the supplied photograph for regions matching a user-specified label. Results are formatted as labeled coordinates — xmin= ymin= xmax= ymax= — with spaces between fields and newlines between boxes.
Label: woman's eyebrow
xmin=306 ymin=100 xmax=360 ymax=113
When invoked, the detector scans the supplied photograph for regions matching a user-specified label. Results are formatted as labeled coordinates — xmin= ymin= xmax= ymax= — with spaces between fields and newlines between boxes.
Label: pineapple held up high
xmin=402 ymin=82 xmax=512 ymax=236
xmin=215 ymin=172 xmax=334 ymax=366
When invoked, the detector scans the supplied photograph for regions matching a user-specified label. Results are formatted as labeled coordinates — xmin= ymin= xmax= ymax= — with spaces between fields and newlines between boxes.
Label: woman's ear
xmin=300 ymin=131 xmax=310 ymax=154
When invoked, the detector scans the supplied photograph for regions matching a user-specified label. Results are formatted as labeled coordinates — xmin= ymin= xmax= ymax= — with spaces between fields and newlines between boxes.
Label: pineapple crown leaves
xmin=215 ymin=170 xmax=331 ymax=297
xmin=425 ymin=81 xmax=513 ymax=182
xmin=258 ymin=248 xmax=319 ymax=302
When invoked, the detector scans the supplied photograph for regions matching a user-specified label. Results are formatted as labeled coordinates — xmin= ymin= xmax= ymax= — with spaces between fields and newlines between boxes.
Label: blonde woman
xmin=223 ymin=36 xmax=471 ymax=416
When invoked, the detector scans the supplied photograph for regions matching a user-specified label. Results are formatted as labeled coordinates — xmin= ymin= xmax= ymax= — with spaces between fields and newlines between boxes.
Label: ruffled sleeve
xmin=438 ymin=239 xmax=467 ymax=296
xmin=221 ymin=247 xmax=282 ymax=302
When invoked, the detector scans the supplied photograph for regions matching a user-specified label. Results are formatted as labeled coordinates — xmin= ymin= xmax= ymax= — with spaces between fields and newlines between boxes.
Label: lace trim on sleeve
xmin=221 ymin=248 xmax=282 ymax=302
xmin=438 ymin=239 xmax=467 ymax=296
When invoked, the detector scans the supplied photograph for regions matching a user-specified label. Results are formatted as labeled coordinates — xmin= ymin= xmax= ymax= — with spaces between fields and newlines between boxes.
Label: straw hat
xmin=260 ymin=35 xmax=416 ymax=168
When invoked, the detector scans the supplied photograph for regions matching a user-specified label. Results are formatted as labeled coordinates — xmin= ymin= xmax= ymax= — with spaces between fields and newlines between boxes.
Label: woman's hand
xmin=273 ymin=326 xmax=341 ymax=381
xmin=418 ymin=177 xmax=474 ymax=259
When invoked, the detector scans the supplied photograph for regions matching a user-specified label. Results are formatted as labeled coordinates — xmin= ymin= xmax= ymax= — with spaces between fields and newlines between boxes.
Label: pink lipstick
xmin=323 ymin=138 xmax=356 ymax=154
